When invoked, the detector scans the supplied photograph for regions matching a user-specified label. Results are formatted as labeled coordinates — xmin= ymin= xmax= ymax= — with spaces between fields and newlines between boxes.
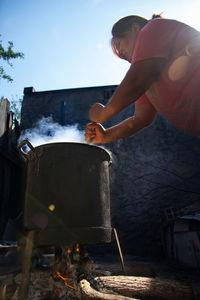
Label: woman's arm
xmin=90 ymin=57 xmax=166 ymax=123
xmin=85 ymin=101 xmax=157 ymax=143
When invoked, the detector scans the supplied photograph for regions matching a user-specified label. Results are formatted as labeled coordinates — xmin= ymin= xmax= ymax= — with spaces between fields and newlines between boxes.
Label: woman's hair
xmin=111 ymin=13 xmax=162 ymax=57
xmin=111 ymin=13 xmax=162 ymax=38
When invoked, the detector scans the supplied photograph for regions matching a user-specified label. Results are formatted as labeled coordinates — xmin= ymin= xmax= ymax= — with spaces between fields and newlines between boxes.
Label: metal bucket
xmin=18 ymin=140 xmax=112 ymax=246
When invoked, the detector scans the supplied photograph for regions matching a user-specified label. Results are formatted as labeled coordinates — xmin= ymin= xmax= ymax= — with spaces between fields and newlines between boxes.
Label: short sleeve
xmin=135 ymin=94 xmax=150 ymax=106
xmin=132 ymin=19 xmax=181 ymax=64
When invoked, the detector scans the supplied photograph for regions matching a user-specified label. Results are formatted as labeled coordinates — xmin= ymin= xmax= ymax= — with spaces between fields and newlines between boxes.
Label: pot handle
xmin=18 ymin=139 xmax=35 ymax=158
xmin=108 ymin=160 xmax=112 ymax=167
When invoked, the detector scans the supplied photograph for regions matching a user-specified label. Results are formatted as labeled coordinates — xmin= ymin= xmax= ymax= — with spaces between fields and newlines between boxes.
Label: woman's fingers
xmin=85 ymin=122 xmax=106 ymax=144
xmin=85 ymin=124 xmax=96 ymax=142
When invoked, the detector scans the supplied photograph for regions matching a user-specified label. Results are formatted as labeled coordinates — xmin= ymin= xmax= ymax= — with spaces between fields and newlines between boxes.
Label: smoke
xmin=19 ymin=117 xmax=85 ymax=147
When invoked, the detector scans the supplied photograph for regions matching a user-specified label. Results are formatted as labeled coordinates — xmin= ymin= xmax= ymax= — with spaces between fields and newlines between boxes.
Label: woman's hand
xmin=89 ymin=103 xmax=105 ymax=123
xmin=85 ymin=122 xmax=107 ymax=144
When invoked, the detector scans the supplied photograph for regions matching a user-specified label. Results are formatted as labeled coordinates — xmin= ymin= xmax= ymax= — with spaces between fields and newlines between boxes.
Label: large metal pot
xmin=18 ymin=140 xmax=112 ymax=246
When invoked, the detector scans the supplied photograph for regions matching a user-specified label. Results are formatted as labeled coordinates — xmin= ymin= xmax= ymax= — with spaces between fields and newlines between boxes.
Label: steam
xmin=19 ymin=117 xmax=85 ymax=147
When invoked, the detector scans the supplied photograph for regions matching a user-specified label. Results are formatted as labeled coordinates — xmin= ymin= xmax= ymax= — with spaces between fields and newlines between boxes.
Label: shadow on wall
xmin=107 ymin=115 xmax=200 ymax=257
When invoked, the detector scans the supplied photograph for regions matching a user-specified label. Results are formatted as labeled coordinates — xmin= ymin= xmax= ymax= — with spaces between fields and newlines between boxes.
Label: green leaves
xmin=0 ymin=35 xmax=24 ymax=82
xmin=0 ymin=66 xmax=13 ymax=82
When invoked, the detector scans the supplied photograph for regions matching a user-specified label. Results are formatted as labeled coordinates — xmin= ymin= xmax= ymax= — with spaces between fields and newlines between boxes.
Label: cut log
xmin=96 ymin=261 xmax=156 ymax=277
xmin=80 ymin=279 xmax=139 ymax=299
xmin=93 ymin=276 xmax=194 ymax=300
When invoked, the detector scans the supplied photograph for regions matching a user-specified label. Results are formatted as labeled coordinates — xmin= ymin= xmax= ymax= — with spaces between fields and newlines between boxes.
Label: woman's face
xmin=113 ymin=23 xmax=140 ymax=63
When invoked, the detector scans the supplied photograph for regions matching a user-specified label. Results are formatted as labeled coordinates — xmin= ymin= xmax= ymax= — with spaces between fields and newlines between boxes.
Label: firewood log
xmin=80 ymin=279 xmax=140 ymax=299
xmin=93 ymin=276 xmax=194 ymax=300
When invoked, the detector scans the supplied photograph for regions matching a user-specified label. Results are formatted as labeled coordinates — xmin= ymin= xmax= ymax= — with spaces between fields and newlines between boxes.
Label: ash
xmin=0 ymin=244 xmax=100 ymax=300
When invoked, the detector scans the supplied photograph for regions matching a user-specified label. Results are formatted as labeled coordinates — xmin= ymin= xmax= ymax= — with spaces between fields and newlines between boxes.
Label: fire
xmin=66 ymin=243 xmax=79 ymax=254
xmin=56 ymin=272 xmax=75 ymax=289
xmin=75 ymin=244 xmax=80 ymax=252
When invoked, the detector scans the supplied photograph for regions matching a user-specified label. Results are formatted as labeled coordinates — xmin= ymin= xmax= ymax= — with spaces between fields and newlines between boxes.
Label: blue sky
xmin=1 ymin=0 xmax=200 ymax=101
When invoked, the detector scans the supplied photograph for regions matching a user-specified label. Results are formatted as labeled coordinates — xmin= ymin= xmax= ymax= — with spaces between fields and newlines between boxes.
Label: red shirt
xmin=132 ymin=18 xmax=200 ymax=136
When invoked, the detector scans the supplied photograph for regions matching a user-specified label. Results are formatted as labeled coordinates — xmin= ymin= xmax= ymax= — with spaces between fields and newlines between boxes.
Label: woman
xmin=85 ymin=14 xmax=200 ymax=143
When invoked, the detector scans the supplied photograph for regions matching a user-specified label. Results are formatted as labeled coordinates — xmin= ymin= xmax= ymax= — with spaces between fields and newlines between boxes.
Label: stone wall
xmin=108 ymin=116 xmax=200 ymax=257
xmin=21 ymin=86 xmax=117 ymax=130
xmin=21 ymin=86 xmax=200 ymax=258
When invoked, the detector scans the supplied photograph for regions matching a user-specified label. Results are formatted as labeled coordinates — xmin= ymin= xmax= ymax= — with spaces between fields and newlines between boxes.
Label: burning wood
xmin=1 ymin=242 xmax=199 ymax=300
xmin=1 ymin=271 xmax=196 ymax=300
xmin=0 ymin=243 xmax=94 ymax=299
xmin=56 ymin=271 xmax=75 ymax=290
xmin=14 ymin=270 xmax=80 ymax=299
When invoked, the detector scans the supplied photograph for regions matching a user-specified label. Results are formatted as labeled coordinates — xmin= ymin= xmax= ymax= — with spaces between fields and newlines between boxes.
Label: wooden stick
xmin=0 ymin=285 xmax=6 ymax=300
xmin=20 ymin=230 xmax=35 ymax=300
xmin=113 ymin=228 xmax=127 ymax=275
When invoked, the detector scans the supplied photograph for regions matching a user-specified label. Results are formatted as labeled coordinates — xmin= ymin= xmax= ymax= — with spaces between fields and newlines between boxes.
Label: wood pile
xmin=0 ymin=251 xmax=198 ymax=300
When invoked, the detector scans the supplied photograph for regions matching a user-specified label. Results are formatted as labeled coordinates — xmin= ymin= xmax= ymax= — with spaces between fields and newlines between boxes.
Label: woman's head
xmin=112 ymin=15 xmax=148 ymax=39
xmin=111 ymin=14 xmax=161 ymax=62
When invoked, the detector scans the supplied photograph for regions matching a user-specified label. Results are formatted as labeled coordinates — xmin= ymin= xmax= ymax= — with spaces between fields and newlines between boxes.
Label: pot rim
xmin=18 ymin=140 xmax=112 ymax=162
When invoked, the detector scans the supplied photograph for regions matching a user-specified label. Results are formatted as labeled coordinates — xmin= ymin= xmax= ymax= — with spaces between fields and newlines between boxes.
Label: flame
xmin=67 ymin=249 xmax=71 ymax=254
xmin=56 ymin=272 xmax=75 ymax=289
xmin=75 ymin=243 xmax=80 ymax=252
